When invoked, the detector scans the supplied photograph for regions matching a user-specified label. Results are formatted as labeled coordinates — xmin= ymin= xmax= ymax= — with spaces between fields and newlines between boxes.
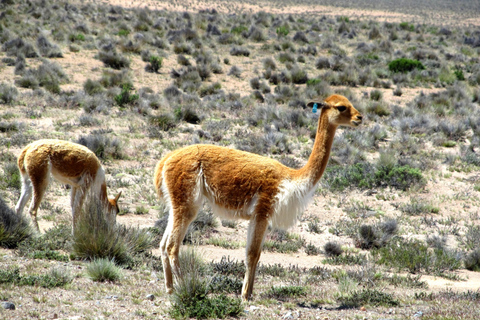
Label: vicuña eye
xmin=337 ymin=106 xmax=347 ymax=112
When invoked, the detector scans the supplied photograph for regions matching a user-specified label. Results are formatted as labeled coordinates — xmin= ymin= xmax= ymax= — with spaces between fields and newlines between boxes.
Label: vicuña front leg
xmin=15 ymin=173 xmax=33 ymax=217
xmin=242 ymin=213 xmax=269 ymax=300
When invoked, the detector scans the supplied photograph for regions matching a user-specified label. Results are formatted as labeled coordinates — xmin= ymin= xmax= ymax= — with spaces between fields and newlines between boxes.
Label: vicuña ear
xmin=114 ymin=191 xmax=122 ymax=202
xmin=306 ymin=100 xmax=328 ymax=109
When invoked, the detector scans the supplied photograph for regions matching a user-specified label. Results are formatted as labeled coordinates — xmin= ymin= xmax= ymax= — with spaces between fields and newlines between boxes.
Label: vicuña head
xmin=154 ymin=94 xmax=362 ymax=300
xmin=15 ymin=139 xmax=122 ymax=232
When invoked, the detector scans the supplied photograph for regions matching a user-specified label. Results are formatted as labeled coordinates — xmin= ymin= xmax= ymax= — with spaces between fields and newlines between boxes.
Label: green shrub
xmin=146 ymin=55 xmax=162 ymax=73
xmin=115 ymin=83 xmax=138 ymax=106
xmin=388 ymin=58 xmax=425 ymax=73
xmin=77 ymin=134 xmax=124 ymax=160
xmin=0 ymin=82 xmax=18 ymax=104
xmin=276 ymin=25 xmax=289 ymax=37
xmin=149 ymin=113 xmax=177 ymax=131
xmin=0 ymin=266 xmax=72 ymax=288
xmin=87 ymin=258 xmax=123 ymax=282
xmin=263 ymin=230 xmax=304 ymax=253
xmin=465 ymin=249 xmax=480 ymax=272
xmin=71 ymin=193 xmax=155 ymax=266
xmin=17 ymin=223 xmax=71 ymax=257
xmin=373 ymin=238 xmax=462 ymax=274
xmin=83 ymin=79 xmax=104 ymax=95
xmin=169 ymin=249 xmax=243 ymax=319
xmin=261 ymin=285 xmax=307 ymax=301
xmin=0 ymin=195 xmax=33 ymax=249
xmin=98 ymin=50 xmax=130 ymax=69
xmin=324 ymin=241 xmax=343 ymax=257
xmin=338 ymin=289 xmax=399 ymax=308
xmin=324 ymin=162 xmax=426 ymax=191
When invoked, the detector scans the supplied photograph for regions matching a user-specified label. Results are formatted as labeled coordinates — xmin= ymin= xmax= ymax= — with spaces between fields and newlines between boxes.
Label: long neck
xmin=297 ymin=111 xmax=337 ymax=185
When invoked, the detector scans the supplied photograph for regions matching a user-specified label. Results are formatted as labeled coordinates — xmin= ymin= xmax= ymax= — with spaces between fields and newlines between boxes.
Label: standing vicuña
xmin=154 ymin=94 xmax=362 ymax=300
xmin=15 ymin=139 xmax=121 ymax=232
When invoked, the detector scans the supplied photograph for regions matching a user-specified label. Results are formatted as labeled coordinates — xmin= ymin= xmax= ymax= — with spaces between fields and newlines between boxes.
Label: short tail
xmin=153 ymin=160 xmax=165 ymax=199
xmin=17 ymin=146 xmax=28 ymax=176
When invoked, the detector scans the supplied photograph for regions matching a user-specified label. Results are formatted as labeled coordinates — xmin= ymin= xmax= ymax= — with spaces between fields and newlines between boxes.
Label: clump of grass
xmin=169 ymin=248 xmax=243 ymax=319
xmin=0 ymin=195 xmax=34 ymax=249
xmin=0 ymin=160 xmax=21 ymax=189
xmin=355 ymin=219 xmax=398 ymax=249
xmin=87 ymin=258 xmax=123 ymax=282
xmin=230 ymin=46 xmax=250 ymax=57
xmin=0 ymin=82 xmax=18 ymax=104
xmin=372 ymin=238 xmax=462 ymax=275
xmin=338 ymin=289 xmax=399 ymax=308
xmin=83 ymin=79 xmax=104 ymax=96
xmin=16 ymin=223 xmax=71 ymax=261
xmin=77 ymin=133 xmax=124 ymax=160
xmin=145 ymin=55 xmax=162 ymax=73
xmin=398 ymin=198 xmax=439 ymax=215
xmin=324 ymin=241 xmax=343 ymax=257
xmin=71 ymin=193 xmax=155 ymax=267
xmin=464 ymin=249 xmax=480 ymax=272
xmin=263 ymin=229 xmax=304 ymax=253
xmin=114 ymin=83 xmax=139 ymax=107
xmin=388 ymin=58 xmax=425 ymax=73
xmin=98 ymin=49 xmax=130 ymax=69
xmin=323 ymin=161 xmax=426 ymax=192
xmin=305 ymin=242 xmax=321 ymax=255
xmin=0 ymin=266 xmax=72 ymax=288
xmin=261 ymin=285 xmax=307 ymax=302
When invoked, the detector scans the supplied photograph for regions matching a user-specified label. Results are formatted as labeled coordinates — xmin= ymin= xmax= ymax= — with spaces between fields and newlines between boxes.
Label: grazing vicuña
xmin=15 ymin=139 xmax=121 ymax=232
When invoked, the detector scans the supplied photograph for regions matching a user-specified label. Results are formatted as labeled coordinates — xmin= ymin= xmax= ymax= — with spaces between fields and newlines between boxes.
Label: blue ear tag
xmin=312 ymin=103 xmax=318 ymax=113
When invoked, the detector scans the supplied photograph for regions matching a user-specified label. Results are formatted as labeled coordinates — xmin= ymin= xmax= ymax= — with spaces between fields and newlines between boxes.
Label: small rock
xmin=414 ymin=311 xmax=423 ymax=318
xmin=282 ymin=311 xmax=294 ymax=319
xmin=146 ymin=294 xmax=155 ymax=301
xmin=249 ymin=305 xmax=260 ymax=311
xmin=1 ymin=302 xmax=15 ymax=310
xmin=360 ymin=306 xmax=367 ymax=311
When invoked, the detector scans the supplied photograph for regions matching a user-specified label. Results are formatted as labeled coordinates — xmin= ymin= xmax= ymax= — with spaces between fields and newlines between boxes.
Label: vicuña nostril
xmin=357 ymin=116 xmax=363 ymax=121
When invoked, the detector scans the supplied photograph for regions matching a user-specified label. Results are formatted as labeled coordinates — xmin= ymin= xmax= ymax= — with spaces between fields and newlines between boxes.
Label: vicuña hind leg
xmin=15 ymin=173 xmax=33 ymax=216
xmin=242 ymin=213 xmax=269 ymax=300
xmin=27 ymin=165 xmax=50 ymax=231
xmin=161 ymin=203 xmax=199 ymax=293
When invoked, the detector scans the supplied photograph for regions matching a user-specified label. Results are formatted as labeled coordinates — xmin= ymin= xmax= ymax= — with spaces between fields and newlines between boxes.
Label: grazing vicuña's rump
xmin=154 ymin=94 xmax=362 ymax=300
xmin=15 ymin=139 xmax=121 ymax=232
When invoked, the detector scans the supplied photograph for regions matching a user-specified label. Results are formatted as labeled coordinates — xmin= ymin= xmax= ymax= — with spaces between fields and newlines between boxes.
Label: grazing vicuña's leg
xmin=15 ymin=172 xmax=33 ymax=216
xmin=27 ymin=164 xmax=50 ymax=231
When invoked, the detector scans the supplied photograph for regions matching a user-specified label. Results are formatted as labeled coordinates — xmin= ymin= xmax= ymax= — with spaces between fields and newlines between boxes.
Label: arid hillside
xmin=1 ymin=0 xmax=480 ymax=319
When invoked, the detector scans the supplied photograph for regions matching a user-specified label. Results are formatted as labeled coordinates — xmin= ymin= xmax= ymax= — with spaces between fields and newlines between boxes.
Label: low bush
xmin=465 ymin=249 xmax=480 ymax=272
xmin=16 ymin=223 xmax=71 ymax=260
xmin=169 ymin=249 xmax=243 ymax=319
xmin=261 ymin=285 xmax=307 ymax=301
xmin=0 ymin=266 xmax=72 ymax=288
xmin=98 ymin=49 xmax=130 ymax=69
xmin=0 ymin=195 xmax=33 ymax=249
xmin=71 ymin=192 xmax=155 ymax=266
xmin=388 ymin=58 xmax=425 ymax=73
xmin=372 ymin=238 xmax=462 ymax=274
xmin=77 ymin=134 xmax=124 ymax=160
xmin=114 ymin=83 xmax=139 ymax=106
xmin=323 ymin=161 xmax=426 ymax=191
xmin=338 ymin=289 xmax=399 ymax=308
xmin=87 ymin=258 xmax=123 ymax=282
xmin=0 ymin=82 xmax=18 ymax=104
